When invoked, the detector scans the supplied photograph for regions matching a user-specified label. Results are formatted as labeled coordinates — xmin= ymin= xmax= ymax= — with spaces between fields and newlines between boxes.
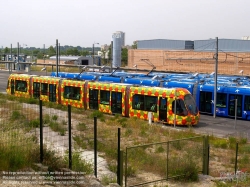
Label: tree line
xmin=1 ymin=41 xmax=137 ymax=65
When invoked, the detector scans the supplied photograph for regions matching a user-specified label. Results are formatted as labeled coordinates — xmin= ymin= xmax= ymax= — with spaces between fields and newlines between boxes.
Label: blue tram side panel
xmin=162 ymin=81 xmax=198 ymax=95
xmin=197 ymin=83 xmax=250 ymax=120
xmin=124 ymin=77 xmax=161 ymax=87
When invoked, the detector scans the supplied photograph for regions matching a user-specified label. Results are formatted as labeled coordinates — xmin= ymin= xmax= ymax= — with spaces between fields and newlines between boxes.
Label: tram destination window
xmin=64 ymin=86 xmax=81 ymax=100
xmin=15 ymin=80 xmax=27 ymax=92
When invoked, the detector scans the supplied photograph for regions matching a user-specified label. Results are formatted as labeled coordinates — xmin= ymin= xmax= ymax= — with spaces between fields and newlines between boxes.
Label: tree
xmin=4 ymin=47 xmax=10 ymax=54
xmin=121 ymin=48 xmax=128 ymax=65
xmin=48 ymin=46 xmax=56 ymax=57
xmin=132 ymin=41 xmax=137 ymax=49
xmin=66 ymin=48 xmax=80 ymax=56
xmin=81 ymin=50 xmax=90 ymax=56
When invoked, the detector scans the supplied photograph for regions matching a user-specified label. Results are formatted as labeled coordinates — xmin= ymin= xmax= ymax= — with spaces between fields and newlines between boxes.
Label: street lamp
xmin=92 ymin=42 xmax=99 ymax=65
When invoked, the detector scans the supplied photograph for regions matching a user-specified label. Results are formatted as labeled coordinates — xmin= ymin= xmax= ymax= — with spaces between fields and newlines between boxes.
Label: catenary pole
xmin=213 ymin=37 xmax=218 ymax=118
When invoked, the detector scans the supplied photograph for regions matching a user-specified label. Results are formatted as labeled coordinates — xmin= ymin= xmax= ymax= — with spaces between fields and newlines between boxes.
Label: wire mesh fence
xmin=125 ymin=136 xmax=204 ymax=187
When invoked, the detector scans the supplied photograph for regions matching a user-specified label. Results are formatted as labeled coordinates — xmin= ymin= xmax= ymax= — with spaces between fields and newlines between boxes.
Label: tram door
xmin=159 ymin=97 xmax=167 ymax=121
xmin=199 ymin=91 xmax=212 ymax=114
xmin=111 ymin=92 xmax=122 ymax=114
xmin=33 ymin=82 xmax=40 ymax=98
xmin=228 ymin=94 xmax=242 ymax=118
xmin=11 ymin=80 xmax=15 ymax=95
xmin=49 ymin=84 xmax=56 ymax=102
xmin=89 ymin=89 xmax=99 ymax=110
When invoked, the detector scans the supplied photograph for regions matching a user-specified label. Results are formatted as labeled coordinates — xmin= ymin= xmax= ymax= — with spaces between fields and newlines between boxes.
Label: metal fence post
xmin=125 ymin=148 xmax=128 ymax=187
xmin=39 ymin=100 xmax=43 ymax=163
xmin=167 ymin=141 xmax=169 ymax=180
xmin=94 ymin=116 xmax=97 ymax=178
xmin=203 ymin=135 xmax=209 ymax=175
xmin=117 ymin=128 xmax=121 ymax=185
xmin=68 ymin=105 xmax=72 ymax=169
xmin=119 ymin=150 xmax=123 ymax=186
xmin=235 ymin=142 xmax=239 ymax=174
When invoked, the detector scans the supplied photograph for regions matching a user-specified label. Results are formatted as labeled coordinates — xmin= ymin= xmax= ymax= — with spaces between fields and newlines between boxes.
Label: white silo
xmin=112 ymin=31 xmax=124 ymax=68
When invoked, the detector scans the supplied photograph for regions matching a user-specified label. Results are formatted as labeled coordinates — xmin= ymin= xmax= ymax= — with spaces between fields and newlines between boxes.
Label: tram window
xmin=41 ymin=83 xmax=48 ymax=95
xmin=145 ymin=96 xmax=157 ymax=112
xmin=184 ymin=94 xmax=198 ymax=115
xmin=132 ymin=94 xmax=144 ymax=110
xmin=64 ymin=86 xmax=81 ymax=100
xmin=172 ymin=99 xmax=187 ymax=116
xmin=216 ymin=93 xmax=227 ymax=108
xmin=100 ymin=90 xmax=110 ymax=105
xmin=15 ymin=80 xmax=27 ymax=92
xmin=244 ymin=96 xmax=250 ymax=111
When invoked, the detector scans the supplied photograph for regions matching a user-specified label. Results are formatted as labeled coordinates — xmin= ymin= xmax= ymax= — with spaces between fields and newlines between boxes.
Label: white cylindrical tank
xmin=112 ymin=32 xmax=122 ymax=67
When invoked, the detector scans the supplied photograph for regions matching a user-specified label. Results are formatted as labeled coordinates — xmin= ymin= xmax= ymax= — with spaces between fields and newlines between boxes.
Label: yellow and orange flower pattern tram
xmin=6 ymin=74 xmax=31 ymax=98
xmin=129 ymin=87 xmax=199 ymax=125
xmin=32 ymin=76 xmax=60 ymax=104
xmin=60 ymin=79 xmax=85 ymax=108
xmin=86 ymin=82 xmax=127 ymax=115
xmin=6 ymin=74 xmax=200 ymax=126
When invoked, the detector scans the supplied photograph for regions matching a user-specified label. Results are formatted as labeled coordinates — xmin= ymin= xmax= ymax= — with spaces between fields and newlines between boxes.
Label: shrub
xmin=77 ymin=122 xmax=87 ymax=131
xmin=64 ymin=152 xmax=93 ymax=174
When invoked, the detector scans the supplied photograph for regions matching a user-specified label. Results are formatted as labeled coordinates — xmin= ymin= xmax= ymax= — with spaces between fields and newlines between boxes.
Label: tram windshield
xmin=184 ymin=94 xmax=198 ymax=115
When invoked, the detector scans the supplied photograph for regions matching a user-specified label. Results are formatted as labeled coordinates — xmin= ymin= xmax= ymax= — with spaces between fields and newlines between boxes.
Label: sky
xmin=0 ymin=0 xmax=250 ymax=48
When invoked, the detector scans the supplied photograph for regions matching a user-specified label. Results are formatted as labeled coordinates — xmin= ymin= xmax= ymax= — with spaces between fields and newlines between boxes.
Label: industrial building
xmin=128 ymin=38 xmax=250 ymax=75
xmin=37 ymin=55 xmax=101 ymax=66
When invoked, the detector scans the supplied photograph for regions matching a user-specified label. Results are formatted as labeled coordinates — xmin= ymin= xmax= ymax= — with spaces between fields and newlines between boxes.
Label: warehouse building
xmin=128 ymin=38 xmax=250 ymax=75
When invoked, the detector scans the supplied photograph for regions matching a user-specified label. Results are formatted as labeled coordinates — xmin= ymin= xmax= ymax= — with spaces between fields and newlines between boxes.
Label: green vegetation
xmin=0 ymin=94 xmax=249 ymax=186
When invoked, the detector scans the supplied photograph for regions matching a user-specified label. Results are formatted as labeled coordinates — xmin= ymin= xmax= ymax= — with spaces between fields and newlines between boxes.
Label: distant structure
xmin=48 ymin=56 xmax=101 ymax=66
xmin=242 ymin=36 xmax=250 ymax=40
xmin=112 ymin=31 xmax=125 ymax=67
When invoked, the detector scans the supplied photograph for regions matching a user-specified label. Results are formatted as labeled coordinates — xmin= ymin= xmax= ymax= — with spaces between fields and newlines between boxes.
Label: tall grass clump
xmin=64 ymin=152 xmax=93 ymax=174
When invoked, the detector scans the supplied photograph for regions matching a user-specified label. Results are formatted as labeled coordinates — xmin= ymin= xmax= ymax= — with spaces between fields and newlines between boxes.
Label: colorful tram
xmin=6 ymin=74 xmax=200 ymax=125
xmin=51 ymin=71 xmax=250 ymax=120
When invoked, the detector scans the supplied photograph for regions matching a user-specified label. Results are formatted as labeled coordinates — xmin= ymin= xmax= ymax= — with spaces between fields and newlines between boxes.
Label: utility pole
xmin=56 ymin=39 xmax=59 ymax=77
xmin=43 ymin=44 xmax=45 ymax=65
xmin=111 ymin=41 xmax=113 ymax=72
xmin=213 ymin=37 xmax=218 ymax=118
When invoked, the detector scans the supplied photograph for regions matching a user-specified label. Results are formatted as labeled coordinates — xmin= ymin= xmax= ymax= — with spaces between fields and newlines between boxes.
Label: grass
xmin=0 ymin=94 xmax=250 ymax=186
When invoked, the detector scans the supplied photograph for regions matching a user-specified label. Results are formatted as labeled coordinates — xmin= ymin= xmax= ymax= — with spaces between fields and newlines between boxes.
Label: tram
xmin=6 ymin=73 xmax=200 ymax=125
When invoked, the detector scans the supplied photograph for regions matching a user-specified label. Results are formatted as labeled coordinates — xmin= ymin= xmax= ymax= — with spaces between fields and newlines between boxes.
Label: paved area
xmin=192 ymin=114 xmax=250 ymax=140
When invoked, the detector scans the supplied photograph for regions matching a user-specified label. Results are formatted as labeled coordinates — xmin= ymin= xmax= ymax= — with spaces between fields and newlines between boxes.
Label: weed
xmin=73 ymin=136 xmax=87 ymax=149
xmin=213 ymin=139 xmax=228 ymax=149
xmin=10 ymin=110 xmax=22 ymax=121
xmin=77 ymin=122 xmax=87 ymax=131
xmin=239 ymin=137 xmax=248 ymax=144
xmin=171 ymin=140 xmax=184 ymax=150
xmin=43 ymin=114 xmax=51 ymax=124
xmin=49 ymin=121 xmax=66 ymax=136
xmin=51 ymin=115 xmax=58 ymax=121
xmin=125 ymin=128 xmax=133 ymax=137
xmin=90 ymin=110 xmax=104 ymax=119
xmin=126 ymin=165 xmax=137 ymax=177
xmin=64 ymin=152 xmax=93 ymax=174
xmin=101 ymin=174 xmax=117 ymax=185
xmin=28 ymin=118 xmax=40 ymax=128
xmin=156 ymin=146 xmax=165 ymax=153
